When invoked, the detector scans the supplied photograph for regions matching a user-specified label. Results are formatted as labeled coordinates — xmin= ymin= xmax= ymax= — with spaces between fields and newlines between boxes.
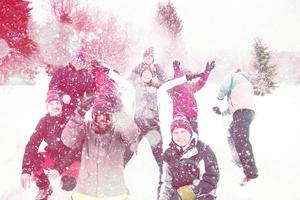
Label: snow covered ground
xmin=0 ymin=79 xmax=300 ymax=200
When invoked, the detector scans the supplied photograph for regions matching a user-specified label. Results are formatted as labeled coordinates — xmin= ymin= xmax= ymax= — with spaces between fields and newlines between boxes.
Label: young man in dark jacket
xmin=159 ymin=115 xmax=219 ymax=200
xmin=48 ymin=52 xmax=95 ymax=118
xmin=20 ymin=91 xmax=81 ymax=200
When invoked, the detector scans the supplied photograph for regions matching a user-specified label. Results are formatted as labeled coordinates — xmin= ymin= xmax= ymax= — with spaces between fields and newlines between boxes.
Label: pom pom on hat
xmin=143 ymin=47 xmax=154 ymax=58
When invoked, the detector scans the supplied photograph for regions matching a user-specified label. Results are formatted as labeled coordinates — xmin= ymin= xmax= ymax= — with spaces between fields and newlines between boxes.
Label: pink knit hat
xmin=170 ymin=115 xmax=193 ymax=134
xmin=143 ymin=47 xmax=154 ymax=58
xmin=46 ymin=90 xmax=62 ymax=103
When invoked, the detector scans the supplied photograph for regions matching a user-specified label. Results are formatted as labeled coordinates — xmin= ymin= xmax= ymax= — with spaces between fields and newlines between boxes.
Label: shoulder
xmin=163 ymin=144 xmax=177 ymax=163
xmin=195 ymin=140 xmax=211 ymax=153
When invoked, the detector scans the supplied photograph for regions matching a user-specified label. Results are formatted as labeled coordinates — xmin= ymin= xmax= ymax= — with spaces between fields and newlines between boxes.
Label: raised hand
xmin=173 ymin=60 xmax=181 ymax=72
xmin=205 ymin=60 xmax=215 ymax=72
xmin=212 ymin=106 xmax=221 ymax=115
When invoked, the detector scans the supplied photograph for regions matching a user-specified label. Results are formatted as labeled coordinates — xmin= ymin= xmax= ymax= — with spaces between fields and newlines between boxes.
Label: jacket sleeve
xmin=22 ymin=118 xmax=46 ymax=174
xmin=129 ymin=64 xmax=141 ymax=82
xmin=114 ymin=111 xmax=139 ymax=145
xmin=217 ymin=73 xmax=233 ymax=100
xmin=159 ymin=162 xmax=175 ymax=200
xmin=48 ymin=68 xmax=63 ymax=92
xmin=85 ymin=71 xmax=96 ymax=96
xmin=61 ymin=111 xmax=86 ymax=149
xmin=190 ymin=70 xmax=210 ymax=93
xmin=194 ymin=144 xmax=219 ymax=196
xmin=155 ymin=64 xmax=167 ymax=82
xmin=107 ymin=70 xmax=136 ymax=116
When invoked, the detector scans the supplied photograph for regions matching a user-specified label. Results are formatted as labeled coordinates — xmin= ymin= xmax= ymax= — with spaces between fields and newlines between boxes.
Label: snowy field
xmin=0 ymin=78 xmax=300 ymax=200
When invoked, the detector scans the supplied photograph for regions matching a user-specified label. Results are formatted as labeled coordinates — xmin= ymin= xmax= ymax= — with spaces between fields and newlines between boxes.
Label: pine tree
xmin=252 ymin=37 xmax=278 ymax=96
xmin=156 ymin=1 xmax=183 ymax=38
xmin=0 ymin=0 xmax=38 ymax=84
xmin=41 ymin=0 xmax=131 ymax=72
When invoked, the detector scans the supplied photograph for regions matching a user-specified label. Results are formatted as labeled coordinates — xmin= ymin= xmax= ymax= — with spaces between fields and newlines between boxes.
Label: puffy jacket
xmin=48 ymin=64 xmax=95 ymax=113
xmin=61 ymin=112 xmax=138 ymax=197
xmin=217 ymin=71 xmax=255 ymax=115
xmin=159 ymin=139 xmax=219 ymax=200
xmin=169 ymin=71 xmax=210 ymax=118
xmin=22 ymin=114 xmax=77 ymax=175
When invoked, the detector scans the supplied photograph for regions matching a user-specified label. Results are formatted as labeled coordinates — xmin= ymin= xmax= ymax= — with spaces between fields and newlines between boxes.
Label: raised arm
xmin=217 ymin=73 xmax=233 ymax=100
xmin=61 ymin=111 xmax=86 ymax=149
xmin=48 ymin=67 xmax=63 ymax=92
xmin=191 ymin=60 xmax=215 ymax=93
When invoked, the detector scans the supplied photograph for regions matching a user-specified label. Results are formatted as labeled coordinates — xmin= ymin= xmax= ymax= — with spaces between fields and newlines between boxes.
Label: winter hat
xmin=92 ymin=97 xmax=118 ymax=116
xmin=143 ymin=47 xmax=154 ymax=58
xmin=46 ymin=90 xmax=62 ymax=103
xmin=75 ymin=51 xmax=86 ymax=61
xmin=170 ymin=115 xmax=193 ymax=134
xmin=235 ymin=68 xmax=241 ymax=73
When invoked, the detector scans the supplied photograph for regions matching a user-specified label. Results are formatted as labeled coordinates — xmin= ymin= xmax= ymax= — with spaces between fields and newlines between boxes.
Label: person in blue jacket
xmin=213 ymin=69 xmax=258 ymax=185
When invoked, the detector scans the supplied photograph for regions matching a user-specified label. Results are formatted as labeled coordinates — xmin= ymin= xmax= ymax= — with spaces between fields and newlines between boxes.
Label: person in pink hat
xmin=159 ymin=115 xmax=219 ymax=200
xmin=20 ymin=91 xmax=81 ymax=200
xmin=127 ymin=47 xmax=166 ymax=166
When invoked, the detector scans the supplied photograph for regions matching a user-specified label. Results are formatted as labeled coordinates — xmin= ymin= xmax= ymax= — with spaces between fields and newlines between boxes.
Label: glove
xmin=205 ymin=60 xmax=215 ymax=72
xmin=77 ymin=95 xmax=96 ymax=116
xmin=186 ymin=73 xmax=202 ymax=81
xmin=20 ymin=173 xmax=31 ymax=189
xmin=97 ymin=65 xmax=110 ymax=74
xmin=212 ymin=106 xmax=221 ymax=115
xmin=177 ymin=185 xmax=196 ymax=200
xmin=173 ymin=60 xmax=181 ymax=71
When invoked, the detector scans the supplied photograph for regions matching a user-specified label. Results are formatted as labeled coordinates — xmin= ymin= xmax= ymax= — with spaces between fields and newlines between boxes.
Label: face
xmin=47 ymin=100 xmax=62 ymax=116
xmin=72 ymin=56 xmax=86 ymax=71
xmin=93 ymin=113 xmax=112 ymax=129
xmin=172 ymin=128 xmax=192 ymax=147
xmin=141 ymin=69 xmax=153 ymax=83
xmin=143 ymin=55 xmax=154 ymax=65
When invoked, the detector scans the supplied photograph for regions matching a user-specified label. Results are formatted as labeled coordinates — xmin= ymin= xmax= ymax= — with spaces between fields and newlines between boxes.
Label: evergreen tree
xmin=0 ymin=0 xmax=38 ymax=84
xmin=156 ymin=1 xmax=183 ymax=38
xmin=252 ymin=37 xmax=278 ymax=96
xmin=41 ymin=0 xmax=131 ymax=72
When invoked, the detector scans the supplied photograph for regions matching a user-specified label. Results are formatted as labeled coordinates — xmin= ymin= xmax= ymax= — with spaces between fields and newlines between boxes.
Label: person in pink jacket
xmin=159 ymin=60 xmax=215 ymax=134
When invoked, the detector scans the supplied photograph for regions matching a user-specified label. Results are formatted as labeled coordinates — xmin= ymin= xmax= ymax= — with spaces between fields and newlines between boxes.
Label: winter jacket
xmin=130 ymin=62 xmax=166 ymax=124
xmin=159 ymin=139 xmax=219 ymax=200
xmin=217 ymin=71 xmax=255 ymax=115
xmin=159 ymin=71 xmax=210 ymax=118
xmin=48 ymin=64 xmax=95 ymax=113
xmin=22 ymin=114 xmax=78 ymax=175
xmin=61 ymin=112 xmax=138 ymax=197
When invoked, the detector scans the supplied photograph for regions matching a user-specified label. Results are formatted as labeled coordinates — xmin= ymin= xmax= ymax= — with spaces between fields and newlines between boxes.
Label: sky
xmin=30 ymin=0 xmax=300 ymax=54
